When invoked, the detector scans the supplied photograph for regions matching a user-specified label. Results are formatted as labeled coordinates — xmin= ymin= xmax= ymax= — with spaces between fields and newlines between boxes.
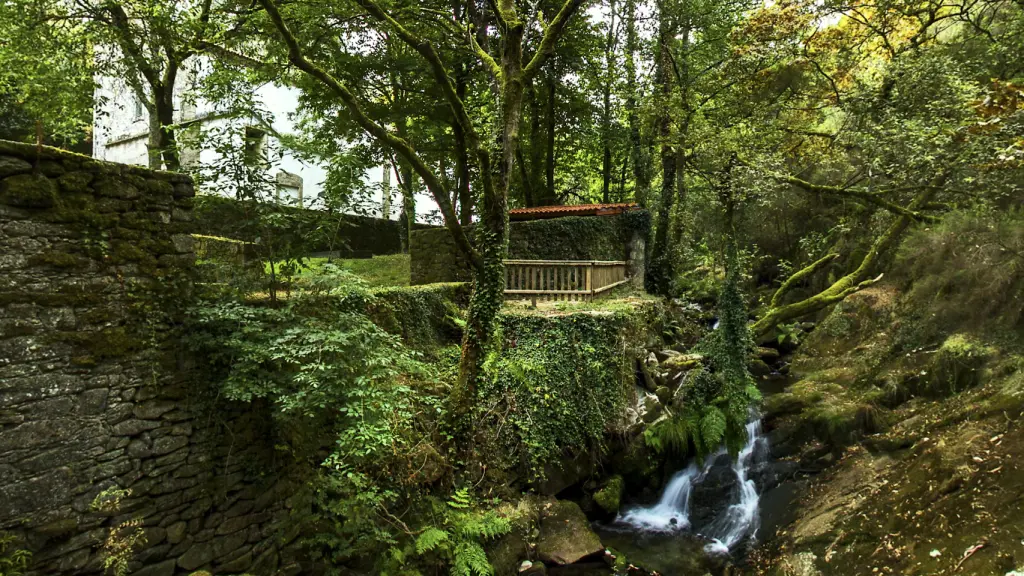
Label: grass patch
xmin=266 ymin=254 xmax=411 ymax=287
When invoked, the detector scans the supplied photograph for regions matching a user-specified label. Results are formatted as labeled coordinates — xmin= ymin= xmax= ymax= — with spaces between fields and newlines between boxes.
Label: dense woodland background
xmin=1 ymin=0 xmax=1022 ymax=572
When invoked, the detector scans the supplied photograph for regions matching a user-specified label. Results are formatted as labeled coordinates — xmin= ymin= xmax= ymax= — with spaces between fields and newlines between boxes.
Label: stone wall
xmin=193 ymin=195 xmax=436 ymax=258
xmin=0 ymin=141 xmax=303 ymax=575
xmin=409 ymin=212 xmax=650 ymax=286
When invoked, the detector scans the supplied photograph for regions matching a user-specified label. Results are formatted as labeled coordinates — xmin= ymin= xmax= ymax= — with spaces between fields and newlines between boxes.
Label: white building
xmin=93 ymin=73 xmax=436 ymax=219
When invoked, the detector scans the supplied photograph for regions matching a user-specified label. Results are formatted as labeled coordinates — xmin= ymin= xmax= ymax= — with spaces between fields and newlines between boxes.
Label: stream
xmin=596 ymin=418 xmax=770 ymax=575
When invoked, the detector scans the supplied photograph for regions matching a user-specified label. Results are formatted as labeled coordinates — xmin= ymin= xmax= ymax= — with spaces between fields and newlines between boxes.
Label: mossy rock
xmin=57 ymin=171 xmax=94 ymax=193
xmin=661 ymin=353 xmax=704 ymax=372
xmin=27 ymin=250 xmax=87 ymax=269
xmin=593 ymin=475 xmax=624 ymax=514
xmin=1 ymin=173 xmax=58 ymax=208
xmin=537 ymin=500 xmax=604 ymax=565
xmin=923 ymin=334 xmax=994 ymax=396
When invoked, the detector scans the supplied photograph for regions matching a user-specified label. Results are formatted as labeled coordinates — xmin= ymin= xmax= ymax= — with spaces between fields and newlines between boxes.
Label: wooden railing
xmin=503 ymin=259 xmax=630 ymax=301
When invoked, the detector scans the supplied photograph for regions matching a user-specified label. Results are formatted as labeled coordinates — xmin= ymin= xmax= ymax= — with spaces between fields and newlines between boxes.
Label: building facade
xmin=93 ymin=70 xmax=436 ymax=218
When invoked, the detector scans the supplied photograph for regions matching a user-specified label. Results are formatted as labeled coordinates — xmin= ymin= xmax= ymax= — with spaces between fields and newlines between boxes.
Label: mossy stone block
xmin=0 ymin=155 xmax=32 ymax=177
xmin=2 ymin=173 xmax=58 ymax=208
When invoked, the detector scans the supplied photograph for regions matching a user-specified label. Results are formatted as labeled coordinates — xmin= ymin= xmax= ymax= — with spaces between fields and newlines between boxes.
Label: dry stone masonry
xmin=0 ymin=141 xmax=304 ymax=575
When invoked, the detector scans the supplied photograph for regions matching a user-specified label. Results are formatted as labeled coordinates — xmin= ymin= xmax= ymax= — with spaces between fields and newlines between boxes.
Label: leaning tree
xmin=229 ymin=0 xmax=589 ymax=415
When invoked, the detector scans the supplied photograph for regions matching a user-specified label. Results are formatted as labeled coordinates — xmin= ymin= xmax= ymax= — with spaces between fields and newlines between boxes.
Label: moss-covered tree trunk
xmin=751 ymin=179 xmax=945 ymax=337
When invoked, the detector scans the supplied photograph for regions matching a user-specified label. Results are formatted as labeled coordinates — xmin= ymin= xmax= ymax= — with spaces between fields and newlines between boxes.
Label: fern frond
xmin=448 ymin=488 xmax=472 ymax=509
xmin=415 ymin=527 xmax=450 ymax=555
xmin=456 ymin=512 xmax=511 ymax=541
xmin=451 ymin=541 xmax=493 ymax=576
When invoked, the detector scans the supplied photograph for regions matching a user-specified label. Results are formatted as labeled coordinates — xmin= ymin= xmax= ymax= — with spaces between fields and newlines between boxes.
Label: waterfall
xmin=615 ymin=418 xmax=767 ymax=554
xmin=617 ymin=464 xmax=699 ymax=531
xmin=703 ymin=419 xmax=765 ymax=554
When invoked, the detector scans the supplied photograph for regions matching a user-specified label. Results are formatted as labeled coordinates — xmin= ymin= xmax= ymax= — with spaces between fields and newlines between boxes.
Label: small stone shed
xmin=409 ymin=203 xmax=649 ymax=286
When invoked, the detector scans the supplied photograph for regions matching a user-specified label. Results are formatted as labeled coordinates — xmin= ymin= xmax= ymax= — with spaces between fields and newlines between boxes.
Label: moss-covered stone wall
xmin=193 ymin=195 xmax=436 ymax=258
xmin=409 ymin=211 xmax=650 ymax=285
xmin=0 ymin=141 xmax=304 ymax=575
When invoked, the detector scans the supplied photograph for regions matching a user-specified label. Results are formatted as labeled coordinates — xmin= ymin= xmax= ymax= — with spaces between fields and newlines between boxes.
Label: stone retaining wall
xmin=0 ymin=141 xmax=303 ymax=575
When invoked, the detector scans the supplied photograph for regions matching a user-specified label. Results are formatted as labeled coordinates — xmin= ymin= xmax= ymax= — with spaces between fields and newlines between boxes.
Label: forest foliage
xmin=3 ymin=0 xmax=1023 ymax=571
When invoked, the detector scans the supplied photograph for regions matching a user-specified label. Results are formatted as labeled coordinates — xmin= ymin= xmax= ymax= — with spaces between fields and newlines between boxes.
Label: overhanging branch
xmin=257 ymin=0 xmax=482 ymax=269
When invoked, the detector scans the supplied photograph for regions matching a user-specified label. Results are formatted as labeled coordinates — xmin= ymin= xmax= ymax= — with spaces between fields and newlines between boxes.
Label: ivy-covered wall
xmin=409 ymin=211 xmax=650 ymax=286
xmin=192 ymin=195 xmax=435 ymax=258
xmin=481 ymin=300 xmax=666 ymax=489
xmin=0 ymin=141 xmax=305 ymax=575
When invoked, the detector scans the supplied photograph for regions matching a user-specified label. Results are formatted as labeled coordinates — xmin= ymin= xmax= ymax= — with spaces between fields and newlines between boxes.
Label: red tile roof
xmin=509 ymin=202 xmax=639 ymax=221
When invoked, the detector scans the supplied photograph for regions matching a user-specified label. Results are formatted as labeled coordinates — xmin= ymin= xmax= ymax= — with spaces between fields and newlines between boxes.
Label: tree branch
xmin=257 ymin=0 xmax=482 ymax=269
xmin=776 ymin=172 xmax=941 ymax=222
xmin=352 ymin=0 xmax=482 ymax=155
xmin=752 ymin=173 xmax=947 ymax=337
xmin=523 ymin=0 xmax=589 ymax=79
xmin=771 ymin=252 xmax=839 ymax=308
xmin=467 ymin=25 xmax=501 ymax=80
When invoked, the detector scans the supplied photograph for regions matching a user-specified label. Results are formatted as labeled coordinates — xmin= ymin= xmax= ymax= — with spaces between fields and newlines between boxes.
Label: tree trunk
xmin=395 ymin=117 xmax=417 ymax=252
xmin=543 ymin=71 xmax=557 ymax=205
xmin=381 ymin=163 xmax=392 ymax=219
xmin=647 ymin=5 xmax=676 ymax=295
xmin=601 ymin=0 xmax=616 ymax=204
xmin=450 ymin=15 xmax=528 ymax=418
xmin=147 ymin=83 xmax=181 ymax=171
xmin=624 ymin=0 xmax=649 ymax=207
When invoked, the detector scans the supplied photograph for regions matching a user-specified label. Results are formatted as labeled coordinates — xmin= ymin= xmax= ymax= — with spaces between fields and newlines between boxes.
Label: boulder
xmin=536 ymin=453 xmax=593 ymax=496
xmin=749 ymin=359 xmax=773 ymax=378
xmin=687 ymin=454 xmax=738 ymax=528
xmin=537 ymin=500 xmax=603 ymax=565
xmin=654 ymin=386 xmax=672 ymax=405
xmin=637 ymin=359 xmax=657 ymax=392
xmin=641 ymin=395 xmax=664 ymax=424
xmin=660 ymin=353 xmax=702 ymax=371
xmin=654 ymin=349 xmax=681 ymax=363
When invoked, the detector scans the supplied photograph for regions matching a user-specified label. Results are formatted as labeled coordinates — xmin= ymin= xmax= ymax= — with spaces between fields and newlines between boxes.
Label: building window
xmin=133 ymin=95 xmax=145 ymax=121
xmin=276 ymin=171 xmax=303 ymax=208
xmin=243 ymin=127 xmax=267 ymax=166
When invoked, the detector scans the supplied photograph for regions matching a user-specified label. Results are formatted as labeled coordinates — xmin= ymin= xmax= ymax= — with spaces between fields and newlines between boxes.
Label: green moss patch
xmin=593 ymin=475 xmax=625 ymax=514
xmin=1 ymin=173 xmax=58 ymax=208
xmin=921 ymin=334 xmax=995 ymax=397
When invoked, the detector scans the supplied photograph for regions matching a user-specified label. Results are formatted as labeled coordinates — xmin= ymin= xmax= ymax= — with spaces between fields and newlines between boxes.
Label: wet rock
xmin=688 ymin=455 xmax=737 ymax=528
xmin=537 ymin=453 xmax=593 ymax=496
xmin=537 ymin=500 xmax=603 ymax=565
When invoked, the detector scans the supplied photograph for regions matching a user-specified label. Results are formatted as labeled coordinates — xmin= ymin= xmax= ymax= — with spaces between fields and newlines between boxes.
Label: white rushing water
xmin=617 ymin=463 xmax=700 ymax=531
xmin=616 ymin=418 xmax=767 ymax=554
xmin=703 ymin=419 xmax=765 ymax=554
